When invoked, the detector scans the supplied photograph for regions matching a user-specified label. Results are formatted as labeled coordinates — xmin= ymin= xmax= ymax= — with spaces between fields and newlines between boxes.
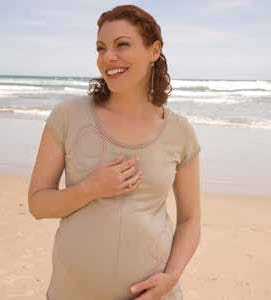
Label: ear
xmin=151 ymin=40 xmax=162 ymax=63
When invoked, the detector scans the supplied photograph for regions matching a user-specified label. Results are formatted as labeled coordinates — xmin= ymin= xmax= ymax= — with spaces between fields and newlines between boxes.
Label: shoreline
xmin=1 ymin=116 xmax=271 ymax=197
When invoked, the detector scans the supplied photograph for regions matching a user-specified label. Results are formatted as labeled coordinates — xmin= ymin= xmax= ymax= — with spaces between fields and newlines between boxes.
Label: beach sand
xmin=1 ymin=173 xmax=270 ymax=300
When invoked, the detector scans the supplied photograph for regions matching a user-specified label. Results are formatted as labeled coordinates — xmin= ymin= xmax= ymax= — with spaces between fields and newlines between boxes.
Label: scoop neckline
xmin=89 ymin=97 xmax=169 ymax=149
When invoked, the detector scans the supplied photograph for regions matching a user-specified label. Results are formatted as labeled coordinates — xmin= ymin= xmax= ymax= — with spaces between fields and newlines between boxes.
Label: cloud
xmin=0 ymin=1 xmax=270 ymax=79
xmin=206 ymin=0 xmax=255 ymax=12
xmin=163 ymin=24 xmax=237 ymax=47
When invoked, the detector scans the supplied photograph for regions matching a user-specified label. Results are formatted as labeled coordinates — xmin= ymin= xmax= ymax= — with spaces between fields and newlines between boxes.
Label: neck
xmin=104 ymin=85 xmax=162 ymax=120
xmin=108 ymin=93 xmax=162 ymax=121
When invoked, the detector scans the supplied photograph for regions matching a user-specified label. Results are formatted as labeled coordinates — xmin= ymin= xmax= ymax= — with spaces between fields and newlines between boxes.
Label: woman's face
xmin=96 ymin=19 xmax=160 ymax=94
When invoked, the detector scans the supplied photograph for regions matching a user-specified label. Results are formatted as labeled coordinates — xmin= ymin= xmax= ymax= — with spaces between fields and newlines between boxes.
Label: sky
xmin=1 ymin=0 xmax=270 ymax=79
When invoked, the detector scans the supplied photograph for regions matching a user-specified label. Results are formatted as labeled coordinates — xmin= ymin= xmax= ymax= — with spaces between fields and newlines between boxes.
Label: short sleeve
xmin=44 ymin=101 xmax=68 ymax=152
xmin=176 ymin=117 xmax=201 ymax=171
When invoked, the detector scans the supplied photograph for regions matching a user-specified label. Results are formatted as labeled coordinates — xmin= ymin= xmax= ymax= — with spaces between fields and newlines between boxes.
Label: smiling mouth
xmin=105 ymin=67 xmax=129 ymax=78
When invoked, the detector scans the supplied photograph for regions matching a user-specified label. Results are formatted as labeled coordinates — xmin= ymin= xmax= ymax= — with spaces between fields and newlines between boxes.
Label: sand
xmin=0 ymin=174 xmax=271 ymax=300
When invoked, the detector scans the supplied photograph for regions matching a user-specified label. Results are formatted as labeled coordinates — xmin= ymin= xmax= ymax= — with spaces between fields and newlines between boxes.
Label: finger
xmin=120 ymin=171 xmax=142 ymax=189
xmin=121 ymin=176 xmax=142 ymax=195
xmin=119 ymin=157 xmax=137 ymax=173
xmin=133 ymin=289 xmax=148 ymax=300
xmin=131 ymin=276 xmax=158 ymax=294
xmin=122 ymin=179 xmax=141 ymax=193
xmin=134 ymin=295 xmax=145 ymax=300
xmin=133 ymin=288 xmax=155 ymax=300
xmin=107 ymin=155 xmax=125 ymax=167
xmin=121 ymin=165 xmax=137 ymax=180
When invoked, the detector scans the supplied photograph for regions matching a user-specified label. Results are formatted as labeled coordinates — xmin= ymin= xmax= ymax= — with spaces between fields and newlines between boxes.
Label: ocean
xmin=0 ymin=75 xmax=271 ymax=130
xmin=0 ymin=75 xmax=270 ymax=196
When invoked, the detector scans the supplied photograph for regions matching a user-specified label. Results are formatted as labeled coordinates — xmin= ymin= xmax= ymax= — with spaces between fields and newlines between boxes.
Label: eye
xmin=96 ymin=42 xmax=130 ymax=52
xmin=118 ymin=42 xmax=130 ymax=48
xmin=96 ymin=46 xmax=104 ymax=52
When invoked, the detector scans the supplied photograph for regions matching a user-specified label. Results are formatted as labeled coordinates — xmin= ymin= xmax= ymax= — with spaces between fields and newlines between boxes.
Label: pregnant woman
xmin=28 ymin=4 xmax=201 ymax=300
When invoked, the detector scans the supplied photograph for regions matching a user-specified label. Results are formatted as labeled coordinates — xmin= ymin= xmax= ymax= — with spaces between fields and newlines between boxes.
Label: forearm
xmin=29 ymin=175 xmax=100 ymax=220
xmin=164 ymin=218 xmax=201 ymax=281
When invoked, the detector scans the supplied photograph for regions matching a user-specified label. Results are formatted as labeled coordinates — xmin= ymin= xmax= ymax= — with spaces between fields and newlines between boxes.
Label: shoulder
xmin=55 ymin=95 xmax=91 ymax=110
xmin=50 ymin=95 xmax=92 ymax=119
xmin=166 ymin=106 xmax=193 ymax=135
xmin=46 ymin=95 xmax=93 ymax=129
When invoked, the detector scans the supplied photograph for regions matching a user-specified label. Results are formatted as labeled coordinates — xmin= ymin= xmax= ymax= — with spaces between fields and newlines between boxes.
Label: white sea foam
xmin=186 ymin=115 xmax=271 ymax=130
xmin=0 ymin=78 xmax=88 ymax=87
xmin=169 ymin=91 xmax=240 ymax=104
xmin=171 ymin=89 xmax=271 ymax=98
xmin=0 ymin=85 xmax=44 ymax=91
xmin=171 ymin=79 xmax=271 ymax=91
xmin=0 ymin=85 xmax=87 ymax=96
xmin=63 ymin=87 xmax=88 ymax=95
xmin=0 ymin=107 xmax=50 ymax=117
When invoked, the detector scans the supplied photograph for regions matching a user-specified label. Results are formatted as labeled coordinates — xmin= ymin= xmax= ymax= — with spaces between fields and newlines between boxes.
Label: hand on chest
xmin=65 ymin=124 xmax=178 ymax=193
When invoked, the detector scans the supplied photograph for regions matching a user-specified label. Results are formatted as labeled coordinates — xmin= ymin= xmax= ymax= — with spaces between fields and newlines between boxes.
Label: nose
xmin=103 ymin=48 xmax=119 ymax=62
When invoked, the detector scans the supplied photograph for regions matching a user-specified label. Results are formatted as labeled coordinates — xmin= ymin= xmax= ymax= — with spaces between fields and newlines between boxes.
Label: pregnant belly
xmin=51 ymin=198 xmax=174 ymax=299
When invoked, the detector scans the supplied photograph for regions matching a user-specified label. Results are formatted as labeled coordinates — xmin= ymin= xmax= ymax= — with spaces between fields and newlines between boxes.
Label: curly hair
xmin=88 ymin=4 xmax=172 ymax=107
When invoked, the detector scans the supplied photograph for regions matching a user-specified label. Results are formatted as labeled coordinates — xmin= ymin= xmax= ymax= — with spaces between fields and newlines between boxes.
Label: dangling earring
xmin=150 ymin=62 xmax=155 ymax=97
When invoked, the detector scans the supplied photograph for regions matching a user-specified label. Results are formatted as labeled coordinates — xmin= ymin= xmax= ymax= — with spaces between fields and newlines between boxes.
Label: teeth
xmin=106 ymin=68 xmax=127 ymax=76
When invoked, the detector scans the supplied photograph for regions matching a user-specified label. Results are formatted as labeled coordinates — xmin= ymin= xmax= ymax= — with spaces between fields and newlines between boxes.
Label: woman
xmin=28 ymin=4 xmax=201 ymax=300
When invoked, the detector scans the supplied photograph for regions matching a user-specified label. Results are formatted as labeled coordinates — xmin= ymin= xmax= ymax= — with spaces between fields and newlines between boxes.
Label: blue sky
xmin=1 ymin=0 xmax=270 ymax=79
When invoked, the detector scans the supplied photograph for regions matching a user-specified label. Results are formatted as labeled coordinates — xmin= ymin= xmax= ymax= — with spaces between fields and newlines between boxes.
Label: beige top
xmin=45 ymin=95 xmax=201 ymax=300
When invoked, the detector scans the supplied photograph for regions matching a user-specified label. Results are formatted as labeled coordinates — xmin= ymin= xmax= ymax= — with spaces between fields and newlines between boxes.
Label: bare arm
xmin=28 ymin=126 xmax=99 ymax=220
xmin=164 ymin=154 xmax=201 ymax=281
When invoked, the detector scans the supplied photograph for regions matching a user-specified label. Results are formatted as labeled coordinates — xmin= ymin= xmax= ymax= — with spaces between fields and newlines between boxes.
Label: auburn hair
xmin=88 ymin=4 xmax=172 ymax=107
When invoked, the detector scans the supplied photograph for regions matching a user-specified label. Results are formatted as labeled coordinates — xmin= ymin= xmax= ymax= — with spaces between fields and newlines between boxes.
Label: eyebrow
xmin=96 ymin=35 xmax=131 ymax=45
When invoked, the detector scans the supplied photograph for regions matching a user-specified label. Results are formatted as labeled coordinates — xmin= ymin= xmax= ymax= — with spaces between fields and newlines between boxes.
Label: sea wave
xmin=0 ymin=85 xmax=88 ymax=96
xmin=0 ymin=77 xmax=89 ymax=87
xmin=186 ymin=115 xmax=271 ymax=130
xmin=171 ymin=79 xmax=271 ymax=91
xmin=1 ymin=107 xmax=270 ymax=130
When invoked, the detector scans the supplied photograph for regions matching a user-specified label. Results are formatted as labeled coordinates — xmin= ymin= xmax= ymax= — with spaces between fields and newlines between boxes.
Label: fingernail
xmin=131 ymin=286 xmax=136 ymax=293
